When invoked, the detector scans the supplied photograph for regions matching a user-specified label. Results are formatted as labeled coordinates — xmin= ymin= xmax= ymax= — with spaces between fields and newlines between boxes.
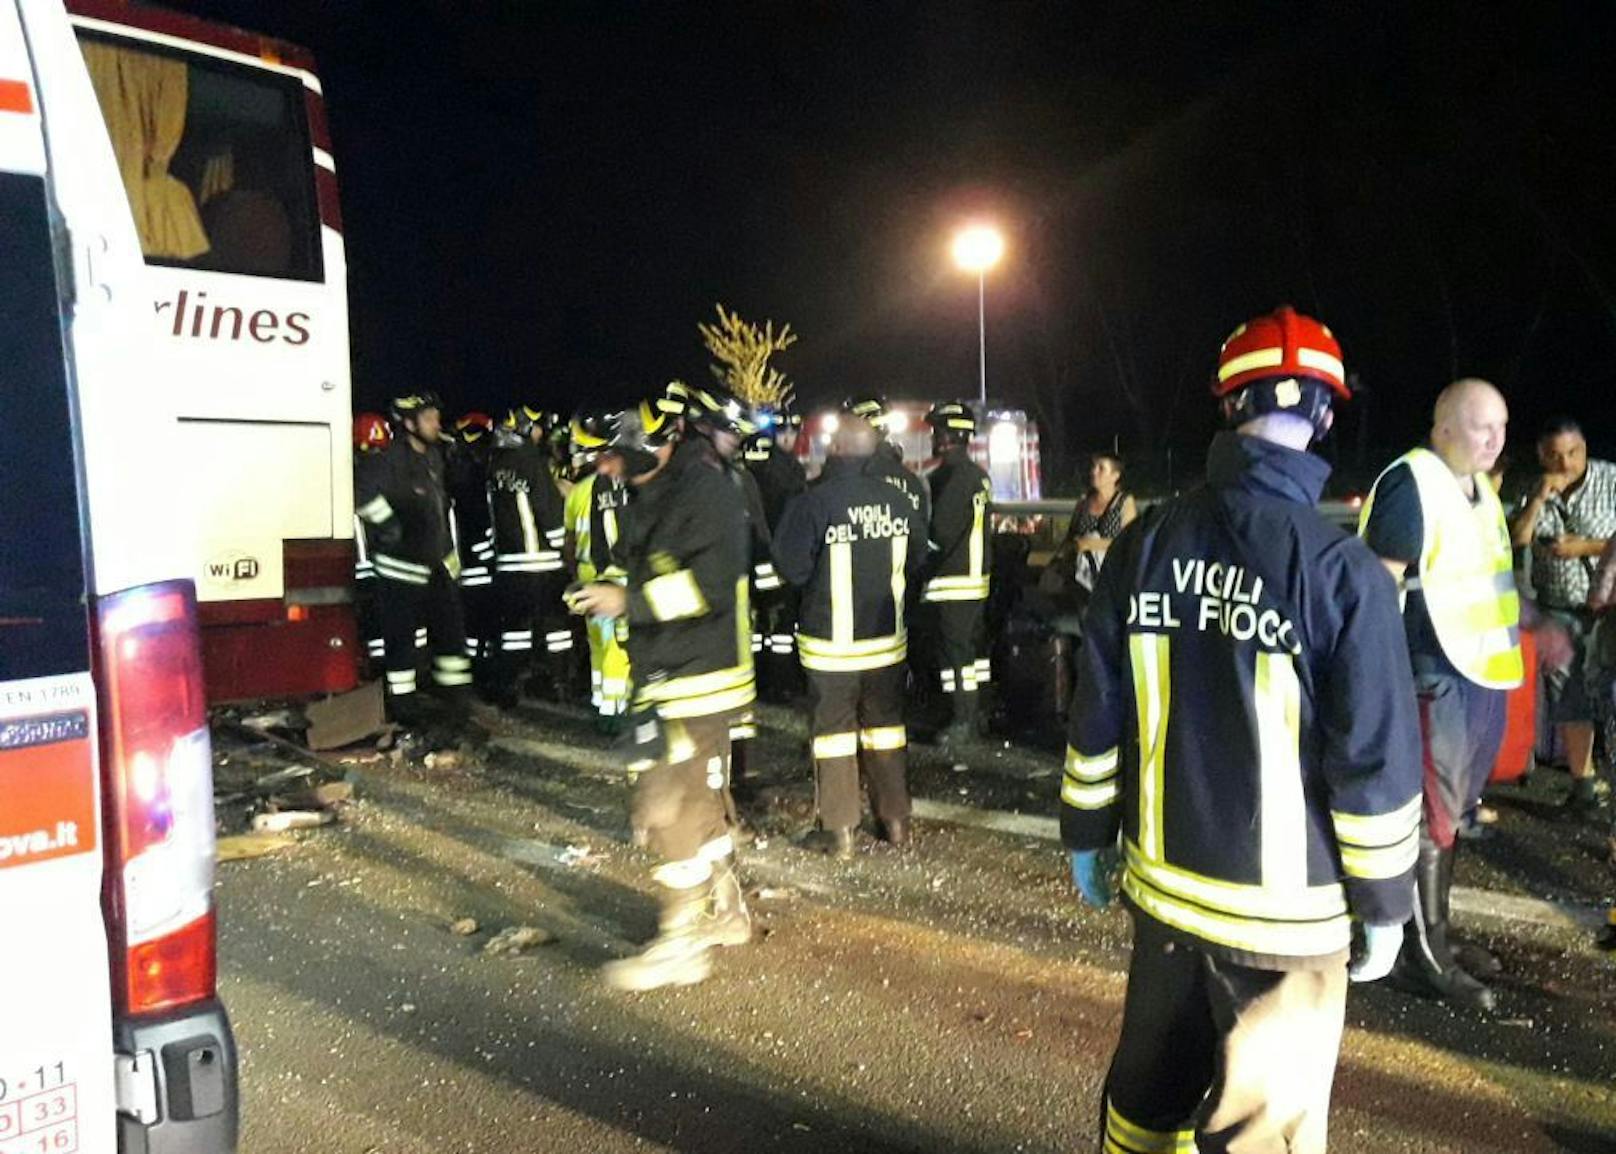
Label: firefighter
xmin=352 ymin=412 xmax=391 ymax=677
xmin=354 ymin=392 xmax=473 ymax=722
xmin=1359 ymin=378 xmax=1539 ymax=1013
xmin=1065 ymin=306 xmax=1422 ymax=1152
xmin=772 ymin=415 xmax=926 ymax=855
xmin=843 ymin=394 xmax=929 ymax=527
xmin=563 ymin=406 xmax=633 ymax=731
xmin=921 ymin=401 xmax=993 ymax=748
xmin=742 ymin=398 xmax=809 ymax=703
xmin=447 ymin=411 xmax=497 ymax=685
xmin=570 ymin=388 xmax=757 ymax=991
xmin=486 ymin=404 xmax=570 ymax=707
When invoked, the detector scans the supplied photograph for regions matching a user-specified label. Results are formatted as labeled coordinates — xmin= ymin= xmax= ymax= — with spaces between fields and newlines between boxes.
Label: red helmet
xmin=1215 ymin=306 xmax=1348 ymax=401
xmin=453 ymin=411 xmax=494 ymax=445
xmin=353 ymin=412 xmax=391 ymax=453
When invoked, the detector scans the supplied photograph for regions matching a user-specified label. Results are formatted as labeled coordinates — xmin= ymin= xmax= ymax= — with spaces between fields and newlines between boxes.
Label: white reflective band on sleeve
xmin=358 ymin=495 xmax=394 ymax=523
xmin=643 ymin=570 xmax=708 ymax=621
xmin=1064 ymin=746 xmax=1119 ymax=782
xmin=1062 ymin=778 xmax=1119 ymax=810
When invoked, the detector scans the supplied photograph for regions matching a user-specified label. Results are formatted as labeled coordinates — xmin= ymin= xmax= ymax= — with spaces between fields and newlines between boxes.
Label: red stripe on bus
xmin=314 ymin=164 xmax=343 ymax=233
xmin=66 ymin=0 xmax=319 ymax=73
xmin=0 ymin=78 xmax=33 ymax=114
xmin=304 ymin=88 xmax=332 ymax=151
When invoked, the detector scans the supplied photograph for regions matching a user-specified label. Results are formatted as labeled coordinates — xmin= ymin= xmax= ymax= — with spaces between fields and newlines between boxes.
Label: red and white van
xmin=1 ymin=2 xmax=236 ymax=1151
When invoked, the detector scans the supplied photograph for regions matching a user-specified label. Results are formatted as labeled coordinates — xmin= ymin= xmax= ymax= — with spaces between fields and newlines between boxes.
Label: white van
xmin=0 ymin=2 xmax=237 ymax=1152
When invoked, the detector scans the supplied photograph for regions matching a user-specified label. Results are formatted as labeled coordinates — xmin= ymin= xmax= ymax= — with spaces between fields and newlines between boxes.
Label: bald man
xmin=1358 ymin=379 xmax=1524 ymax=1013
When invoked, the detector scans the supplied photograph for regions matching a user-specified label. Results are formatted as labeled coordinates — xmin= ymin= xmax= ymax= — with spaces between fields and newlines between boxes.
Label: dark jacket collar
xmin=1205 ymin=431 xmax=1331 ymax=506
xmin=821 ymin=453 xmax=873 ymax=481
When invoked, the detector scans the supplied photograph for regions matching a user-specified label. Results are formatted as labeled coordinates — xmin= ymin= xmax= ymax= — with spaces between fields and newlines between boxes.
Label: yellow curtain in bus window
xmin=80 ymin=40 xmax=210 ymax=260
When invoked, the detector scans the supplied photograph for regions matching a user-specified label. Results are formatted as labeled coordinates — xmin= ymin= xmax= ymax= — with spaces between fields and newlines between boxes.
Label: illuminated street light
xmin=951 ymin=224 xmax=1004 ymax=408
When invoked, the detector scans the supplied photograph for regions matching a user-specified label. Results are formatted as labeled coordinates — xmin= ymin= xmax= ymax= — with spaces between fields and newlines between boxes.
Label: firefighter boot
xmin=1393 ymin=843 xmax=1497 ymax=1014
xmin=1440 ymin=843 xmax=1502 ymax=977
xmin=940 ymin=690 xmax=980 ymax=751
xmin=601 ymin=879 xmax=716 ymax=992
xmin=708 ymin=856 xmax=753 ymax=948
xmin=801 ymin=825 xmax=855 ymax=859
xmin=729 ymin=738 xmax=757 ymax=803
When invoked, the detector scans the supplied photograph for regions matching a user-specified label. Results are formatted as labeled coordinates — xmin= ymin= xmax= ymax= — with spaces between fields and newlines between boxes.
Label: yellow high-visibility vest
xmin=1361 ymin=447 xmax=1523 ymax=690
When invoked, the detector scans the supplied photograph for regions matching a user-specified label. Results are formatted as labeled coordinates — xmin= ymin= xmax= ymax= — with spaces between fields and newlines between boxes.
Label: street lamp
xmin=951 ymin=224 xmax=1004 ymax=409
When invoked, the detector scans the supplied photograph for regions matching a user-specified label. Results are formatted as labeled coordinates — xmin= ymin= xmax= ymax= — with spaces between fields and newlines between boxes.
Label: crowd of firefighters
xmin=345 ymin=308 xmax=1614 ymax=1152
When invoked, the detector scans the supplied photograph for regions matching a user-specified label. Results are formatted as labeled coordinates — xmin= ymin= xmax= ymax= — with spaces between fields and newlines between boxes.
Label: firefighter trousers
xmin=934 ymin=598 xmax=990 ymax=725
xmin=458 ymin=562 xmax=497 ymax=674
xmin=807 ymin=664 xmax=910 ymax=831
xmin=492 ymin=569 xmax=572 ymax=693
xmin=378 ymin=568 xmax=471 ymax=702
xmin=756 ymin=588 xmax=803 ymax=703
xmin=628 ymin=710 xmax=735 ymax=881
xmin=1100 ymin=912 xmax=1346 ymax=1154
xmin=355 ymin=573 xmax=384 ymax=677
xmin=1414 ymin=672 xmax=1507 ymax=851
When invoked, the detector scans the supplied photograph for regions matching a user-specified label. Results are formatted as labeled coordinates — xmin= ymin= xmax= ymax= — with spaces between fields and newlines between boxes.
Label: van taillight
xmin=94 ymin=581 xmax=219 ymax=1016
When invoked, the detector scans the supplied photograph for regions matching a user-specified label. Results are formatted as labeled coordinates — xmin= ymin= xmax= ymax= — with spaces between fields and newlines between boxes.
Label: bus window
xmin=76 ymin=33 xmax=323 ymax=282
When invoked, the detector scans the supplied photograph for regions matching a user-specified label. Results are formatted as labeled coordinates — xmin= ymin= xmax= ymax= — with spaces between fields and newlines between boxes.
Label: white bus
xmin=67 ymin=0 xmax=357 ymax=702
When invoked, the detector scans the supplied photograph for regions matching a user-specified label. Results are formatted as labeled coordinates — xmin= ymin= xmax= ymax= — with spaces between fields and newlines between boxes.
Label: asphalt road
xmin=214 ymin=701 xmax=1616 ymax=1153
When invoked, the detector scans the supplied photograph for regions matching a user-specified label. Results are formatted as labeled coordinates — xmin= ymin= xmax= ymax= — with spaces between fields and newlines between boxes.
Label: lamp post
xmin=950 ymin=224 xmax=1004 ymax=409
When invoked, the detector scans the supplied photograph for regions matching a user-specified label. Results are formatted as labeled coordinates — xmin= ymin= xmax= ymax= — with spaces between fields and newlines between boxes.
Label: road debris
xmin=557 ymin=843 xmax=603 ymax=868
xmin=482 ymin=926 xmax=555 ymax=956
xmin=252 ymin=810 xmax=336 ymax=833
xmin=450 ymin=917 xmax=481 ymax=937
xmin=216 ymin=832 xmax=298 ymax=862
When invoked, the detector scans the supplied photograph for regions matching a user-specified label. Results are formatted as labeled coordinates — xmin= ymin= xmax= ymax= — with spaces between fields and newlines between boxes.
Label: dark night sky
xmin=167 ymin=0 xmax=1616 ymax=489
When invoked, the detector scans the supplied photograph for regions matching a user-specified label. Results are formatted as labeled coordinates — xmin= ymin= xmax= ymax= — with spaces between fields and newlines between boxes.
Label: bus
xmin=66 ymin=0 xmax=357 ymax=702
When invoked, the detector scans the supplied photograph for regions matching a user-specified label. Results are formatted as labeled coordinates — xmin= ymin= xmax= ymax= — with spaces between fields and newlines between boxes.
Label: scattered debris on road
xmin=252 ymin=809 xmax=336 ymax=833
xmin=482 ymin=926 xmax=555 ymax=955
xmin=450 ymin=917 xmax=481 ymax=936
xmin=216 ymin=832 xmax=298 ymax=862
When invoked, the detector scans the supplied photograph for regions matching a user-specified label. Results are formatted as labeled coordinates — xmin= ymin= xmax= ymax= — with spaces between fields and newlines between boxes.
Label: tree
xmin=697 ymin=304 xmax=798 ymax=409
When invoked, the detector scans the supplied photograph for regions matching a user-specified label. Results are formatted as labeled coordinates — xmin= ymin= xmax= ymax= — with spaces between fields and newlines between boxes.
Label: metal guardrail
xmin=993 ymin=497 xmax=1364 ymax=529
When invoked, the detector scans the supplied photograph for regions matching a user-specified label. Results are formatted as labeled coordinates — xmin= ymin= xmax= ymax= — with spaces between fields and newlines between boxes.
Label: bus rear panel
xmin=68 ymin=0 xmax=357 ymax=702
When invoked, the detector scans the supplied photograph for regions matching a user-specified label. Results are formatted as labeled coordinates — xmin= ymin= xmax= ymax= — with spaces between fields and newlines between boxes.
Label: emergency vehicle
xmin=65 ymin=0 xmax=356 ymax=702
xmin=2 ymin=2 xmax=237 ymax=1151
xmin=802 ymin=401 xmax=1043 ymax=502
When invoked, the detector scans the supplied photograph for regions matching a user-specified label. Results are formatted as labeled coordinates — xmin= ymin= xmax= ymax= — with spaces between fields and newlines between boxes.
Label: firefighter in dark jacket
xmin=922 ymin=401 xmax=993 ymax=747
xmin=743 ymin=400 xmax=809 ymax=703
xmin=447 ymin=411 xmax=496 ymax=684
xmin=354 ymin=392 xmax=474 ymax=721
xmin=352 ymin=412 xmax=392 ymax=677
xmin=844 ymin=394 xmax=929 ymax=529
xmin=487 ymin=404 xmax=570 ymax=706
xmin=1064 ymin=307 xmax=1422 ymax=1153
xmin=773 ymin=416 xmax=927 ymax=856
xmin=569 ymin=388 xmax=757 ymax=991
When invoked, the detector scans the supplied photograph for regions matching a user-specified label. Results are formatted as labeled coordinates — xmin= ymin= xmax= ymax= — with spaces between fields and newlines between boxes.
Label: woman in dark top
xmin=1050 ymin=453 xmax=1138 ymax=589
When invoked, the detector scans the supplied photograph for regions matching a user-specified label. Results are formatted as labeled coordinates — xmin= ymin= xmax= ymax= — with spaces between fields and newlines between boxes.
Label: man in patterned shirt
xmin=1511 ymin=416 xmax=1616 ymax=815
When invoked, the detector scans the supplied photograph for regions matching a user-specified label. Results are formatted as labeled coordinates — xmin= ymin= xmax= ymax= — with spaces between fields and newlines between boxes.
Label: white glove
xmin=1349 ymin=922 xmax=1403 ymax=983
